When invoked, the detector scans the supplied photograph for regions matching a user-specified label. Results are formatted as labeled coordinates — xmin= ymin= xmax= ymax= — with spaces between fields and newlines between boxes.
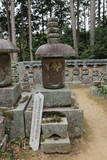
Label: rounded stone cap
xmin=35 ymin=43 xmax=75 ymax=58
xmin=0 ymin=39 xmax=19 ymax=53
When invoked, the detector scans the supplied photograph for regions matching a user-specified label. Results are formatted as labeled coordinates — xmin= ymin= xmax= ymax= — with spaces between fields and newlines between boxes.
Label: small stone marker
xmin=29 ymin=92 xmax=44 ymax=151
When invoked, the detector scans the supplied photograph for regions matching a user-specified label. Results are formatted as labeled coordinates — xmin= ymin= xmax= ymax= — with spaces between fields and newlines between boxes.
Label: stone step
xmin=42 ymin=117 xmax=68 ymax=138
xmin=40 ymin=137 xmax=71 ymax=153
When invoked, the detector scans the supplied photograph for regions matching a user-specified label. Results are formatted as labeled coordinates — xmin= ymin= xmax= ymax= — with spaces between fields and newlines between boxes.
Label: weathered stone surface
xmin=33 ymin=67 xmax=42 ymax=86
xmin=29 ymin=93 xmax=44 ymax=151
xmin=0 ymin=83 xmax=21 ymax=107
xmin=36 ymin=43 xmax=75 ymax=58
xmin=48 ymin=33 xmax=59 ymax=38
xmin=35 ymin=86 xmax=71 ymax=107
xmin=9 ymin=92 xmax=32 ymax=138
xmin=48 ymin=38 xmax=59 ymax=44
xmin=48 ymin=27 xmax=59 ymax=34
xmin=25 ymin=107 xmax=83 ymax=138
xmin=42 ymin=117 xmax=68 ymax=138
xmin=25 ymin=109 xmax=32 ymax=137
xmin=17 ymin=63 xmax=30 ymax=91
xmin=48 ymin=22 xmax=58 ymax=28
xmin=0 ymin=39 xmax=19 ymax=53
xmin=42 ymin=58 xmax=65 ymax=89
xmin=0 ymin=135 xmax=8 ymax=152
xmin=0 ymin=54 xmax=12 ymax=87
xmin=48 ymin=17 xmax=58 ymax=23
xmin=44 ymin=108 xmax=83 ymax=138
xmin=41 ymin=137 xmax=71 ymax=153
xmin=0 ymin=116 xmax=5 ymax=143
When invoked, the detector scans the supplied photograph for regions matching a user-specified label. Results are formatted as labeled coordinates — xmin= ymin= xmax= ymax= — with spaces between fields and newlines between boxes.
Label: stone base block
xmin=42 ymin=117 xmax=68 ymax=138
xmin=41 ymin=137 xmax=71 ymax=153
xmin=44 ymin=108 xmax=83 ymax=138
xmin=8 ymin=92 xmax=32 ymax=138
xmin=35 ymin=86 xmax=71 ymax=108
xmin=0 ymin=83 xmax=21 ymax=107
xmin=25 ymin=107 xmax=83 ymax=138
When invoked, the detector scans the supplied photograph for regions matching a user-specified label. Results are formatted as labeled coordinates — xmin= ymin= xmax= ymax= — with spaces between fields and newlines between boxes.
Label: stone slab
xmin=42 ymin=117 xmax=68 ymax=138
xmin=25 ymin=107 xmax=83 ymax=138
xmin=0 ymin=116 xmax=5 ymax=143
xmin=0 ymin=83 xmax=21 ymax=107
xmin=35 ymin=86 xmax=71 ymax=108
xmin=40 ymin=137 xmax=71 ymax=153
xmin=8 ymin=92 xmax=32 ymax=138
xmin=0 ymin=134 xmax=8 ymax=152
xmin=29 ymin=93 xmax=44 ymax=151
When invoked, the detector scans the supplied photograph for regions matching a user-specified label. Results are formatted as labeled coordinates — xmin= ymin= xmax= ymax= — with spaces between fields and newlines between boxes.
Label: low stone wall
xmin=11 ymin=59 xmax=107 ymax=89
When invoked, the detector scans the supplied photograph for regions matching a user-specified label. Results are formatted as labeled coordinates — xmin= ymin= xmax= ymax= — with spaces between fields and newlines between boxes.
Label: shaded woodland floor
xmin=1 ymin=87 xmax=107 ymax=160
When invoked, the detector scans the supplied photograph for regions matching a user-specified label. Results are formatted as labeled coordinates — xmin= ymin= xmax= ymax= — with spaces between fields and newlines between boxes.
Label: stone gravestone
xmin=29 ymin=93 xmax=44 ymax=151
xmin=81 ymin=64 xmax=90 ymax=84
xmin=103 ymin=64 xmax=107 ymax=85
xmin=17 ymin=63 xmax=30 ymax=91
xmin=92 ymin=64 xmax=99 ymax=81
xmin=33 ymin=66 xmax=42 ymax=87
xmin=72 ymin=63 xmax=81 ymax=84
xmin=17 ymin=63 xmax=26 ymax=81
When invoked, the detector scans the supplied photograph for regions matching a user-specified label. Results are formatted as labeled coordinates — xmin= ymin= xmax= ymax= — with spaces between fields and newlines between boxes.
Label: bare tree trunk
xmin=77 ymin=0 xmax=80 ymax=44
xmin=10 ymin=0 xmax=18 ymax=62
xmin=90 ymin=0 xmax=95 ymax=47
xmin=69 ymin=0 xmax=79 ymax=58
xmin=98 ymin=0 xmax=101 ymax=25
xmin=103 ymin=0 xmax=105 ymax=27
xmin=5 ymin=0 xmax=11 ymax=40
xmin=28 ymin=0 xmax=33 ymax=61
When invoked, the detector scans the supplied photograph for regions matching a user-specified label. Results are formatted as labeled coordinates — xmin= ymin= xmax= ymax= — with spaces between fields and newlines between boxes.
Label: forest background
xmin=0 ymin=0 xmax=107 ymax=61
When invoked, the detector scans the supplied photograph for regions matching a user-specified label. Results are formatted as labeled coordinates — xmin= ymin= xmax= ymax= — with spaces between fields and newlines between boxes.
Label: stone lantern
xmin=36 ymin=17 xmax=75 ymax=89
xmin=0 ymin=34 xmax=21 ymax=107
xmin=0 ymin=38 xmax=19 ymax=87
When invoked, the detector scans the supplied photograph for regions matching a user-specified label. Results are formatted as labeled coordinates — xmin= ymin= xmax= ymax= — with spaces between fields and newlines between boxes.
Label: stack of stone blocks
xmin=41 ymin=115 xmax=71 ymax=153
xmin=25 ymin=17 xmax=83 ymax=153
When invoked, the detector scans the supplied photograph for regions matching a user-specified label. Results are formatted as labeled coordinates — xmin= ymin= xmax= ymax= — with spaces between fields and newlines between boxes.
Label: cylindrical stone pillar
xmin=42 ymin=57 xmax=65 ymax=89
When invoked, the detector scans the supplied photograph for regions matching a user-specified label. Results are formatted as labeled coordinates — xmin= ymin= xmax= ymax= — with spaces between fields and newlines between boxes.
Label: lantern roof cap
xmin=35 ymin=43 xmax=75 ymax=58
xmin=0 ymin=39 xmax=19 ymax=54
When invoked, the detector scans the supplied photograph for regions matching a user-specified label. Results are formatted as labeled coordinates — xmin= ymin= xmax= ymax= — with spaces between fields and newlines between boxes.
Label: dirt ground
xmin=1 ymin=86 xmax=107 ymax=160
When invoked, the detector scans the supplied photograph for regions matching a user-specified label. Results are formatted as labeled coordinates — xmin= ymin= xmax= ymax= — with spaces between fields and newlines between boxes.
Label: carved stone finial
xmin=48 ymin=17 xmax=60 ymax=44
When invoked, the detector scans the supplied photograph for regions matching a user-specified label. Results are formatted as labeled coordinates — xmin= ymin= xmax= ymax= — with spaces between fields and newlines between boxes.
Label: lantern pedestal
xmin=0 ymin=83 xmax=21 ymax=108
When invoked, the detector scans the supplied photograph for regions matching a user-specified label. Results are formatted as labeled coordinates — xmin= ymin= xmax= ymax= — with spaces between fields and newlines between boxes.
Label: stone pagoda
xmin=35 ymin=17 xmax=75 ymax=108
xmin=34 ymin=17 xmax=82 ymax=153
xmin=0 ymin=33 xmax=21 ymax=107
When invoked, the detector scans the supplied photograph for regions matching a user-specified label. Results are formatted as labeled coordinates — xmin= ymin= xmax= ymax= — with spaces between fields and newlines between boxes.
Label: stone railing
xmin=11 ymin=59 xmax=107 ymax=90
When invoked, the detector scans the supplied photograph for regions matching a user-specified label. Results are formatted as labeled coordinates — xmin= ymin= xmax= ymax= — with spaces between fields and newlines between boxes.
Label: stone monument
xmin=72 ymin=63 xmax=81 ymax=84
xmin=0 ymin=33 xmax=21 ymax=107
xmin=81 ymin=64 xmax=90 ymax=84
xmin=103 ymin=64 xmax=107 ymax=85
xmin=35 ymin=17 xmax=75 ymax=108
xmin=92 ymin=64 xmax=99 ymax=81
xmin=34 ymin=17 xmax=83 ymax=153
